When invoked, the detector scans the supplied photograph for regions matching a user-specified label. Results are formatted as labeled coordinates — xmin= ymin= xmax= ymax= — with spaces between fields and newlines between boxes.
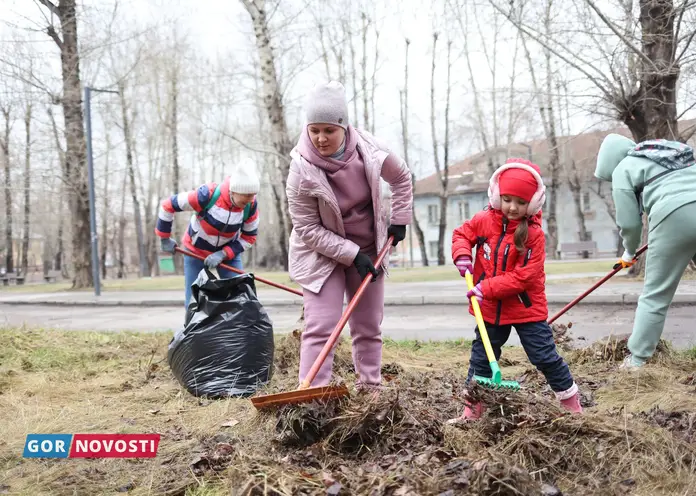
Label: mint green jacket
xmin=594 ymin=133 xmax=696 ymax=255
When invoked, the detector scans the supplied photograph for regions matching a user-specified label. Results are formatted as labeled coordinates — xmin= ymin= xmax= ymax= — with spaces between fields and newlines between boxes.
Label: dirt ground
xmin=2 ymin=324 xmax=696 ymax=495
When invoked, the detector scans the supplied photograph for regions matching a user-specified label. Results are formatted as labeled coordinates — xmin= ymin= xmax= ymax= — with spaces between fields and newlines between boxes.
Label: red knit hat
xmin=498 ymin=160 xmax=542 ymax=203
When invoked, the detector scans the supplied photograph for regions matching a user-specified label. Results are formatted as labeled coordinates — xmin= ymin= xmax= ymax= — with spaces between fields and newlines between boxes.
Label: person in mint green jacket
xmin=595 ymin=133 xmax=696 ymax=369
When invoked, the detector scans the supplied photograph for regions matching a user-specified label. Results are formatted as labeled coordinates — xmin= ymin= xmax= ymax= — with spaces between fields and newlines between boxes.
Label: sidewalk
xmin=2 ymin=277 xmax=696 ymax=307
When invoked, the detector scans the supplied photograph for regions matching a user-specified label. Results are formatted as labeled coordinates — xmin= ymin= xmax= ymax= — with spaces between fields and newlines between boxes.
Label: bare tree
xmin=370 ymin=20 xmax=380 ymax=134
xmin=450 ymin=0 xmax=498 ymax=176
xmin=361 ymin=12 xmax=370 ymax=130
xmin=489 ymin=0 xmax=696 ymax=143
xmin=37 ymin=0 xmax=93 ymax=288
xmin=430 ymin=33 xmax=453 ymax=266
xmin=400 ymin=38 xmax=428 ymax=267
xmin=100 ymin=126 xmax=112 ymax=279
xmin=346 ymin=17 xmax=360 ymax=124
xmin=517 ymin=0 xmax=561 ymax=259
xmin=117 ymin=80 xmax=150 ymax=277
xmin=20 ymin=101 xmax=32 ymax=276
xmin=47 ymin=107 xmax=68 ymax=277
xmin=240 ymin=0 xmax=294 ymax=270
xmin=0 ymin=102 xmax=13 ymax=274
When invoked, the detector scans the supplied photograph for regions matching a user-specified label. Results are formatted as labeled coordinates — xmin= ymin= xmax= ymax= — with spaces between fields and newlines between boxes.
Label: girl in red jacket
xmin=449 ymin=159 xmax=582 ymax=422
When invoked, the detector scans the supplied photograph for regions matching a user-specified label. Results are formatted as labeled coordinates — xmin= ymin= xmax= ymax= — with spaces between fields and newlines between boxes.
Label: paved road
xmin=2 ymin=303 xmax=695 ymax=349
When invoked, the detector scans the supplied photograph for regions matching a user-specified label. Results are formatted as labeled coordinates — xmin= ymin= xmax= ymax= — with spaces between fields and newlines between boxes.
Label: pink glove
xmin=454 ymin=256 xmax=474 ymax=277
xmin=467 ymin=283 xmax=483 ymax=304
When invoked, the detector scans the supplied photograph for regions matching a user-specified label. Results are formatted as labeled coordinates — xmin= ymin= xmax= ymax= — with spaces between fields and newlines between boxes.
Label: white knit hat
xmin=305 ymin=81 xmax=349 ymax=130
xmin=228 ymin=158 xmax=260 ymax=195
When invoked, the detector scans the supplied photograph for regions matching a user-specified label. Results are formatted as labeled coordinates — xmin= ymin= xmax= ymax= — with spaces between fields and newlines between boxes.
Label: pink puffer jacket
xmin=286 ymin=128 xmax=413 ymax=293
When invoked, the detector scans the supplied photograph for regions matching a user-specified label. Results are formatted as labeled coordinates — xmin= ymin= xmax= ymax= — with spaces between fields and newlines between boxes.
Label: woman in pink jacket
xmin=286 ymin=81 xmax=413 ymax=391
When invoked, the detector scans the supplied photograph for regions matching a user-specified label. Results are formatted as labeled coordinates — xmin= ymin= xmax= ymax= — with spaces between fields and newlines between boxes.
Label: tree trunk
xmin=430 ymin=33 xmax=449 ymax=266
xmin=437 ymin=40 xmax=453 ymax=267
xmin=317 ymin=23 xmax=332 ymax=80
xmin=520 ymin=7 xmax=560 ymax=259
xmin=170 ymin=67 xmax=183 ymax=275
xmin=56 ymin=198 xmax=66 ymax=276
xmin=621 ymin=0 xmax=679 ymax=142
xmin=361 ymin=12 xmax=370 ymax=130
xmin=568 ymin=160 xmax=590 ymax=257
xmin=542 ymin=1 xmax=560 ymax=260
xmin=47 ymin=106 xmax=68 ymax=277
xmin=117 ymin=172 xmax=128 ymax=278
xmin=1 ymin=106 xmax=12 ymax=274
xmin=371 ymin=24 xmax=379 ymax=134
xmin=100 ymin=130 xmax=111 ymax=280
xmin=118 ymin=83 xmax=149 ymax=277
xmin=41 ymin=0 xmax=93 ymax=288
xmin=240 ymin=0 xmax=294 ymax=270
xmin=346 ymin=18 xmax=359 ymax=125
xmin=21 ymin=102 xmax=32 ymax=276
xmin=400 ymin=38 xmax=428 ymax=267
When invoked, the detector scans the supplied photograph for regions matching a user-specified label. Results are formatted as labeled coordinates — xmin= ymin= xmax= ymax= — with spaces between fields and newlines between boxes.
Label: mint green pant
xmin=629 ymin=201 xmax=696 ymax=361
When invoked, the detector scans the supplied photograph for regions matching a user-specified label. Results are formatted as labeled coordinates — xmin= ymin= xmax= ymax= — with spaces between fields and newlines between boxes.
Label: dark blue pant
xmin=183 ymin=253 xmax=243 ymax=310
xmin=467 ymin=320 xmax=574 ymax=393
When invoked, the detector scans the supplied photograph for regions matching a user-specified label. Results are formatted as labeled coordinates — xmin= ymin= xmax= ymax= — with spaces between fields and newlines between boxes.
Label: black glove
xmin=353 ymin=252 xmax=379 ymax=282
xmin=387 ymin=225 xmax=407 ymax=246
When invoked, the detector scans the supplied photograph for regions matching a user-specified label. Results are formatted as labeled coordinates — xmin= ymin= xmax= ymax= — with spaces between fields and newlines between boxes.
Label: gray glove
xmin=160 ymin=237 xmax=178 ymax=253
xmin=204 ymin=250 xmax=227 ymax=269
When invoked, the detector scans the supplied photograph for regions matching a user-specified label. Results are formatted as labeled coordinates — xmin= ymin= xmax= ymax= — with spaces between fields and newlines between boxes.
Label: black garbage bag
xmin=168 ymin=268 xmax=274 ymax=398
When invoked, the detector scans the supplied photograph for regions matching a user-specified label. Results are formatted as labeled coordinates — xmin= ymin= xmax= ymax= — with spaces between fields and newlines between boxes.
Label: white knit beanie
xmin=305 ymin=81 xmax=349 ymax=130
xmin=228 ymin=158 xmax=260 ymax=195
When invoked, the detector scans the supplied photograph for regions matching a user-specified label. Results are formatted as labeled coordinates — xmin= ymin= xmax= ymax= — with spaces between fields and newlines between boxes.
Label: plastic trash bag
xmin=168 ymin=268 xmax=274 ymax=398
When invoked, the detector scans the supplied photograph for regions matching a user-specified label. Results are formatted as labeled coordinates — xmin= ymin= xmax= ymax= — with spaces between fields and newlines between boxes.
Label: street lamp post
xmin=84 ymin=85 xmax=119 ymax=297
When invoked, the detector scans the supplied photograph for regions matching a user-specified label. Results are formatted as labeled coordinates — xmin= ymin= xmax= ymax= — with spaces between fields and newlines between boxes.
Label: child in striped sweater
xmin=155 ymin=161 xmax=261 ymax=309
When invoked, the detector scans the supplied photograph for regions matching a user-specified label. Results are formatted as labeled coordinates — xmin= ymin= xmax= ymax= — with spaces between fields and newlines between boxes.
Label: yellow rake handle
xmin=465 ymin=271 xmax=496 ymax=365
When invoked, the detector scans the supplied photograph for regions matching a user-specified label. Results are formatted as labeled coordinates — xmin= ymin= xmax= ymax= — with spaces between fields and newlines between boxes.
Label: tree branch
xmin=676 ymin=28 xmax=696 ymax=62
xmin=488 ymin=0 xmax=616 ymax=102
xmin=46 ymin=25 xmax=63 ymax=50
xmin=212 ymin=128 xmax=288 ymax=161
xmin=36 ymin=0 xmax=59 ymax=17
xmin=584 ymin=0 xmax=656 ymax=70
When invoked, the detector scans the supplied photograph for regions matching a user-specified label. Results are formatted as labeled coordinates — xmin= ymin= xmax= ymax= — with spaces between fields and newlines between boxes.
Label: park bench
xmin=1 ymin=272 xmax=25 ymax=286
xmin=558 ymin=241 xmax=598 ymax=259
xmin=44 ymin=270 xmax=61 ymax=283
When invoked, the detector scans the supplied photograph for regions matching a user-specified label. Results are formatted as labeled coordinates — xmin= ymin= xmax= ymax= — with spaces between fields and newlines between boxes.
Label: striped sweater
xmin=155 ymin=176 xmax=260 ymax=259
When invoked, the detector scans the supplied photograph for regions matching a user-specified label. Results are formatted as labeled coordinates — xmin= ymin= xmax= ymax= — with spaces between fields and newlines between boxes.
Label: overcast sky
xmin=2 ymin=0 xmax=695 ymax=183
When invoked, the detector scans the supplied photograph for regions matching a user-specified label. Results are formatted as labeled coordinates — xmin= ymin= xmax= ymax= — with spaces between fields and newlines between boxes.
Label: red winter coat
xmin=451 ymin=207 xmax=548 ymax=325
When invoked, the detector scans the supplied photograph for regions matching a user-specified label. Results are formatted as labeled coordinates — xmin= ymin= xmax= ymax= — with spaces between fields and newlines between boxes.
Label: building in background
xmin=395 ymin=122 xmax=696 ymax=266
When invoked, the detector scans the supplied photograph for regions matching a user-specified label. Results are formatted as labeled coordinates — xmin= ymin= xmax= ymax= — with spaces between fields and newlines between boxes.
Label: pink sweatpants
xmin=299 ymin=261 xmax=385 ymax=387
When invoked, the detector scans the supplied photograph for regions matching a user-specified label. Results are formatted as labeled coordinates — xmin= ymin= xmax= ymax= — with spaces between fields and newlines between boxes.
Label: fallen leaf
xmin=221 ymin=420 xmax=240 ymax=428
xmin=148 ymin=409 xmax=160 ymax=415
xmin=541 ymin=484 xmax=562 ymax=496
xmin=116 ymin=482 xmax=135 ymax=492
xmin=0 ymin=485 xmax=10 ymax=495
xmin=321 ymin=472 xmax=336 ymax=487
xmin=326 ymin=482 xmax=342 ymax=496
xmin=215 ymin=443 xmax=234 ymax=456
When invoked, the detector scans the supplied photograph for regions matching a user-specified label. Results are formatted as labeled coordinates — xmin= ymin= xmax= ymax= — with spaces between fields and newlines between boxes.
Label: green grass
xmin=0 ymin=259 xmax=616 ymax=294
xmin=382 ymin=337 xmax=473 ymax=352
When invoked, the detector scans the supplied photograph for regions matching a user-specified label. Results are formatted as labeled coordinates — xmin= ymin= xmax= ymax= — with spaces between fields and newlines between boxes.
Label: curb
xmin=3 ymin=293 xmax=696 ymax=307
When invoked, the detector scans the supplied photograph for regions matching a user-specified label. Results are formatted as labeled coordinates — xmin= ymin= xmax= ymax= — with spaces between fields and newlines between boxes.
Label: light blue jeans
xmin=183 ymin=253 xmax=243 ymax=310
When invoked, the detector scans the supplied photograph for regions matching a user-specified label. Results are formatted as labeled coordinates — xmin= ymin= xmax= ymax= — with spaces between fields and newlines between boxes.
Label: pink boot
xmin=556 ymin=383 xmax=583 ymax=414
xmin=447 ymin=402 xmax=486 ymax=424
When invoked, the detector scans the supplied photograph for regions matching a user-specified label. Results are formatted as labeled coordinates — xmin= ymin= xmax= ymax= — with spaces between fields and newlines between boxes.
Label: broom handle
xmin=548 ymin=244 xmax=648 ymax=325
xmin=300 ymin=236 xmax=394 ymax=390
xmin=174 ymin=247 xmax=303 ymax=297
xmin=465 ymin=271 xmax=501 ymax=382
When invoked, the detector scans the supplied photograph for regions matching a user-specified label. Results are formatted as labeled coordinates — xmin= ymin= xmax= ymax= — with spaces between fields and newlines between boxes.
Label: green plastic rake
xmin=465 ymin=271 xmax=520 ymax=391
